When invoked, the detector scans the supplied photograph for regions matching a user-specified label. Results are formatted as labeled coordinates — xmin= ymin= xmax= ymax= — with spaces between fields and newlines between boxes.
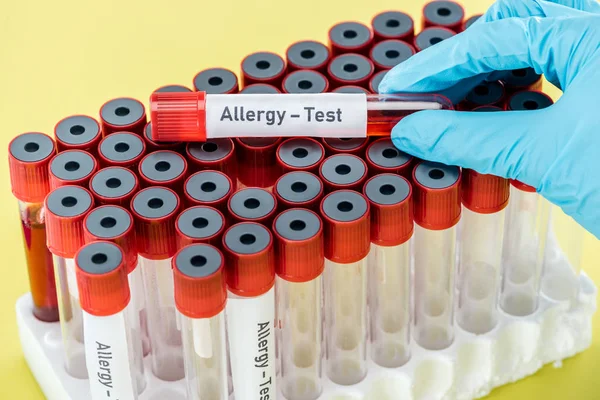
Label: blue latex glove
xmin=379 ymin=0 xmax=600 ymax=238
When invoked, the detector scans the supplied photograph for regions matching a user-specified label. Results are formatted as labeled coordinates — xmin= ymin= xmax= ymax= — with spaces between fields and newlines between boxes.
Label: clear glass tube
xmin=413 ymin=225 xmax=457 ymax=350
xmin=325 ymin=257 xmax=368 ymax=385
xmin=369 ymin=241 xmax=411 ymax=367
xmin=500 ymin=187 xmax=551 ymax=316
xmin=277 ymin=276 xmax=323 ymax=400
xmin=457 ymin=208 xmax=505 ymax=334
xmin=126 ymin=264 xmax=147 ymax=393
xmin=140 ymin=255 xmax=184 ymax=381
xmin=128 ymin=260 xmax=150 ymax=356
xmin=180 ymin=311 xmax=229 ymax=400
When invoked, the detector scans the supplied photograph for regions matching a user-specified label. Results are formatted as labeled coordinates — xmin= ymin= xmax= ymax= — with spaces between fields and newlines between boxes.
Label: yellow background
xmin=0 ymin=0 xmax=597 ymax=398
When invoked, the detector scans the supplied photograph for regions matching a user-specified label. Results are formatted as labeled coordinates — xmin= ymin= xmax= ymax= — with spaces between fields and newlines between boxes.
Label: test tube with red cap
xmin=414 ymin=27 xmax=455 ymax=52
xmin=235 ymin=137 xmax=283 ymax=191
xmin=228 ymin=187 xmax=278 ymax=226
xmin=84 ymin=205 xmax=149 ymax=361
xmin=371 ymin=11 xmax=414 ymax=43
xmin=138 ymin=150 xmax=188 ymax=192
xmin=222 ymin=222 xmax=276 ymax=400
xmin=364 ymin=174 xmax=413 ymax=367
xmin=462 ymin=14 xmax=481 ymax=31
xmin=274 ymin=171 xmax=324 ymax=211
xmin=422 ymin=0 xmax=465 ymax=32
xmin=320 ymin=190 xmax=370 ymax=385
xmin=320 ymin=154 xmax=368 ymax=193
xmin=277 ymin=138 xmax=325 ymax=174
xmin=241 ymin=52 xmax=287 ymax=89
xmin=460 ymin=81 xmax=506 ymax=111
xmin=322 ymin=137 xmax=369 ymax=157
xmin=194 ymin=68 xmax=239 ymax=94
xmin=153 ymin=84 xmax=193 ymax=93
xmin=369 ymin=70 xmax=388 ymax=94
xmin=100 ymin=97 xmax=147 ymax=136
xmin=49 ymin=150 xmax=98 ymax=190
xmin=176 ymin=206 xmax=226 ymax=248
xmin=54 ymin=115 xmax=102 ymax=155
xmin=184 ymin=170 xmax=233 ymax=213
xmin=98 ymin=132 xmax=146 ymax=169
xmin=412 ymin=161 xmax=461 ymax=350
xmin=186 ymin=138 xmax=237 ymax=183
xmin=327 ymin=54 xmax=374 ymax=90
xmin=131 ymin=187 xmax=183 ymax=381
xmin=506 ymin=90 xmax=553 ymax=112
xmin=332 ymin=86 xmax=370 ymax=94
xmin=240 ymin=84 xmax=281 ymax=94
xmin=75 ymin=241 xmax=143 ymax=399
xmin=501 ymin=68 xmax=543 ymax=94
xmin=8 ymin=132 xmax=59 ymax=322
xmin=273 ymin=209 xmax=324 ymax=400
xmin=286 ymin=41 xmax=331 ymax=74
xmin=45 ymin=185 xmax=95 ymax=378
xmin=369 ymin=40 xmax=415 ymax=72
xmin=328 ymin=22 xmax=373 ymax=56
xmin=365 ymin=138 xmax=413 ymax=178
xmin=173 ymin=243 xmax=231 ymax=400
xmin=457 ymin=170 xmax=509 ymax=334
xmin=144 ymin=122 xmax=184 ymax=152
xmin=90 ymin=167 xmax=139 ymax=208
xmin=283 ymin=70 xmax=330 ymax=94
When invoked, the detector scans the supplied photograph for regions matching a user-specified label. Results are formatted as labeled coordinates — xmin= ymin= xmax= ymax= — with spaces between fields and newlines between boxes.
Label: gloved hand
xmin=379 ymin=0 xmax=600 ymax=238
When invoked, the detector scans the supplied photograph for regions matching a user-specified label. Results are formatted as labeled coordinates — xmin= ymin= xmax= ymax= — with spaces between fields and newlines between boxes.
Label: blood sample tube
xmin=8 ymin=132 xmax=59 ymax=322
xmin=365 ymin=138 xmax=413 ymax=178
xmin=153 ymin=84 xmax=193 ymax=93
xmin=327 ymin=54 xmax=374 ymax=90
xmin=273 ymin=209 xmax=324 ymax=400
xmin=412 ymin=161 xmax=461 ymax=350
xmin=286 ymin=40 xmax=331 ymax=74
xmin=462 ymin=14 xmax=482 ymax=31
xmin=328 ymin=21 xmax=373 ymax=57
xmin=83 ymin=205 xmax=149 ymax=361
xmin=371 ymin=11 xmax=414 ymax=43
xmin=100 ymin=97 xmax=147 ymax=136
xmin=320 ymin=190 xmax=370 ymax=385
xmin=184 ymin=170 xmax=233 ymax=213
xmin=138 ymin=150 xmax=188 ymax=192
xmin=240 ymin=83 xmax=281 ymax=94
xmin=75 ymin=241 xmax=142 ymax=399
xmin=370 ymin=40 xmax=415 ymax=71
xmin=241 ymin=52 xmax=287 ymax=89
xmin=473 ymin=105 xmax=503 ymax=112
xmin=49 ymin=150 xmax=98 ymax=190
xmin=501 ymin=68 xmax=543 ymax=94
xmin=283 ymin=70 xmax=329 ymax=94
xmin=369 ymin=70 xmax=388 ymax=94
xmin=194 ymin=67 xmax=239 ymax=94
xmin=186 ymin=138 xmax=237 ymax=182
xmin=54 ymin=115 xmax=102 ymax=155
xmin=332 ymin=86 xmax=370 ymax=94
xmin=319 ymin=154 xmax=368 ymax=193
xmin=222 ymin=222 xmax=276 ymax=400
xmin=90 ymin=167 xmax=139 ymax=208
xmin=276 ymin=138 xmax=325 ymax=174
xmin=459 ymin=81 xmax=506 ymax=111
xmin=413 ymin=27 xmax=455 ymax=52
xmin=422 ymin=0 xmax=465 ymax=33
xmin=98 ymin=132 xmax=146 ymax=169
xmin=235 ymin=137 xmax=283 ymax=191
xmin=506 ymin=90 xmax=553 ymax=111
xmin=275 ymin=171 xmax=324 ymax=211
xmin=143 ymin=122 xmax=184 ymax=152
xmin=364 ymin=174 xmax=413 ymax=367
xmin=131 ymin=187 xmax=183 ymax=381
xmin=176 ymin=206 xmax=226 ymax=248
xmin=457 ymin=170 xmax=509 ymax=334
xmin=173 ymin=244 xmax=230 ymax=400
xmin=322 ymin=137 xmax=369 ymax=157
xmin=45 ymin=185 xmax=95 ymax=378
xmin=228 ymin=187 xmax=278 ymax=226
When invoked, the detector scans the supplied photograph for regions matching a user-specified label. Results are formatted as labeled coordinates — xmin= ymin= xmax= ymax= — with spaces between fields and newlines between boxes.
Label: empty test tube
xmin=502 ymin=68 xmax=543 ymax=94
xmin=138 ymin=150 xmax=188 ymax=192
xmin=286 ymin=41 xmax=331 ymax=74
xmin=365 ymin=138 xmax=413 ymax=178
xmin=99 ymin=97 xmax=147 ymax=136
xmin=98 ymin=132 xmax=146 ymax=169
xmin=184 ymin=170 xmax=234 ymax=213
xmin=364 ymin=174 xmax=413 ymax=367
xmin=54 ymin=115 xmax=103 ymax=155
xmin=186 ymin=138 xmax=238 ymax=184
xmin=413 ymin=27 xmax=455 ymax=52
xmin=460 ymin=81 xmax=506 ymax=111
xmin=194 ymin=67 xmax=239 ymax=94
xmin=422 ymin=0 xmax=465 ymax=32
xmin=176 ymin=206 xmax=227 ymax=248
xmin=371 ymin=11 xmax=415 ymax=43
xmin=90 ymin=167 xmax=139 ymax=208
xmin=236 ymin=137 xmax=283 ymax=191
xmin=283 ymin=70 xmax=330 ymax=94
xmin=322 ymin=137 xmax=369 ymax=157
xmin=327 ymin=54 xmax=374 ymax=90
xmin=153 ymin=84 xmax=193 ymax=93
xmin=319 ymin=154 xmax=368 ymax=193
xmin=277 ymin=138 xmax=325 ymax=174
xmin=240 ymin=84 xmax=281 ymax=94
xmin=369 ymin=70 xmax=387 ymax=94
xmin=369 ymin=39 xmax=415 ymax=71
xmin=275 ymin=171 xmax=324 ymax=212
xmin=49 ymin=150 xmax=98 ymax=190
xmin=241 ymin=52 xmax=287 ymax=89
xmin=328 ymin=21 xmax=373 ymax=56
xmin=320 ymin=190 xmax=370 ymax=385
xmin=173 ymin=244 xmax=231 ymax=400
xmin=228 ymin=187 xmax=278 ymax=226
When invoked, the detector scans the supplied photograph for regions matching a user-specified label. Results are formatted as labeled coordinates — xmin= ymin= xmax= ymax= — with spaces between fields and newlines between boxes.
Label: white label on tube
xmin=205 ymin=93 xmax=368 ymax=139
xmin=226 ymin=287 xmax=276 ymax=400
xmin=83 ymin=308 xmax=137 ymax=400
xmin=66 ymin=258 xmax=80 ymax=300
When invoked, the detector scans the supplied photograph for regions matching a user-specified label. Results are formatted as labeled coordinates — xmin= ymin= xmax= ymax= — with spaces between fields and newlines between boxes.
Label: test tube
xmin=319 ymin=154 xmax=368 ymax=193
xmin=327 ymin=54 xmax=375 ymax=90
xmin=49 ymin=150 xmax=98 ymax=190
xmin=320 ymin=190 xmax=370 ymax=385
xmin=286 ymin=41 xmax=331 ymax=74
xmin=459 ymin=81 xmax=506 ymax=111
xmin=153 ymin=84 xmax=193 ymax=93
xmin=228 ymin=187 xmax=278 ymax=226
xmin=75 ymin=241 xmax=142 ymax=399
xmin=277 ymin=138 xmax=325 ymax=174
xmin=422 ymin=0 xmax=465 ymax=32
xmin=98 ymin=132 xmax=146 ymax=169
xmin=332 ymin=86 xmax=370 ymax=94
xmin=90 ymin=167 xmax=139 ymax=208
xmin=138 ymin=150 xmax=188 ymax=192
xmin=240 ymin=84 xmax=281 ymax=94
xmin=412 ymin=161 xmax=461 ymax=350
xmin=461 ymin=14 xmax=481 ymax=31
xmin=173 ymin=244 xmax=230 ymax=400
xmin=365 ymin=138 xmax=413 ymax=178
xmin=413 ymin=27 xmax=455 ymax=52
xmin=176 ymin=206 xmax=227 ymax=248
xmin=222 ymin=222 xmax=276 ymax=400
xmin=184 ymin=170 xmax=234 ymax=213
xmin=506 ymin=90 xmax=553 ymax=112
xmin=235 ymin=137 xmax=283 ymax=191
xmin=54 ymin=115 xmax=102 ymax=155
xmin=371 ymin=11 xmax=414 ymax=43
xmin=83 ymin=205 xmax=150 ymax=364
xmin=501 ymin=68 xmax=543 ymax=94
xmin=45 ymin=185 xmax=95 ymax=378
xmin=193 ymin=67 xmax=239 ymax=94
xmin=322 ymin=137 xmax=369 ymax=157
xmin=241 ymin=52 xmax=287 ymax=89
xmin=275 ymin=171 xmax=324 ymax=212
xmin=457 ymin=170 xmax=509 ymax=334
xmin=328 ymin=21 xmax=374 ymax=56
xmin=369 ymin=70 xmax=388 ymax=94
xmin=99 ymin=97 xmax=147 ymax=136
xmin=186 ymin=138 xmax=238 ymax=183
xmin=369 ymin=40 xmax=415 ymax=71
xmin=273 ymin=209 xmax=324 ymax=400
xmin=131 ymin=187 xmax=183 ymax=381
xmin=8 ymin=132 xmax=59 ymax=322
xmin=144 ymin=122 xmax=184 ymax=152
xmin=283 ymin=70 xmax=330 ymax=94
xmin=364 ymin=174 xmax=413 ymax=367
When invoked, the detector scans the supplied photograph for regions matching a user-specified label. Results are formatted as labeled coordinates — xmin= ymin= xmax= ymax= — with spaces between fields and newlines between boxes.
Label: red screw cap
xmin=371 ymin=11 xmax=415 ymax=43
xmin=228 ymin=188 xmax=278 ymax=226
xmin=49 ymin=150 xmax=98 ymax=190
xmin=328 ymin=21 xmax=374 ymax=56
xmin=138 ymin=150 xmax=188 ymax=192
xmin=327 ymin=53 xmax=374 ymax=90
xmin=149 ymin=91 xmax=207 ymax=142
xmin=413 ymin=27 xmax=455 ymax=52
xmin=100 ymin=97 xmax=147 ymax=136
xmin=322 ymin=137 xmax=369 ymax=156
xmin=236 ymin=137 xmax=283 ymax=190
xmin=54 ymin=115 xmax=102 ymax=155
xmin=240 ymin=52 xmax=287 ymax=89
xmin=90 ymin=167 xmax=139 ymax=208
xmin=176 ymin=206 xmax=226 ymax=249
xmin=422 ymin=0 xmax=465 ymax=32
xmin=184 ymin=170 xmax=233 ymax=213
xmin=193 ymin=68 xmax=239 ymax=94
xmin=461 ymin=170 xmax=510 ymax=214
xmin=286 ymin=41 xmax=331 ymax=74
xmin=511 ymin=180 xmax=537 ymax=193
xmin=319 ymin=154 xmax=368 ymax=193
xmin=9 ymin=133 xmax=56 ymax=203
xmin=98 ymin=132 xmax=146 ymax=169
xmin=276 ymin=138 xmax=325 ymax=174
xmin=275 ymin=171 xmax=324 ymax=211
xmin=365 ymin=138 xmax=413 ymax=178
xmin=186 ymin=138 xmax=237 ymax=182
